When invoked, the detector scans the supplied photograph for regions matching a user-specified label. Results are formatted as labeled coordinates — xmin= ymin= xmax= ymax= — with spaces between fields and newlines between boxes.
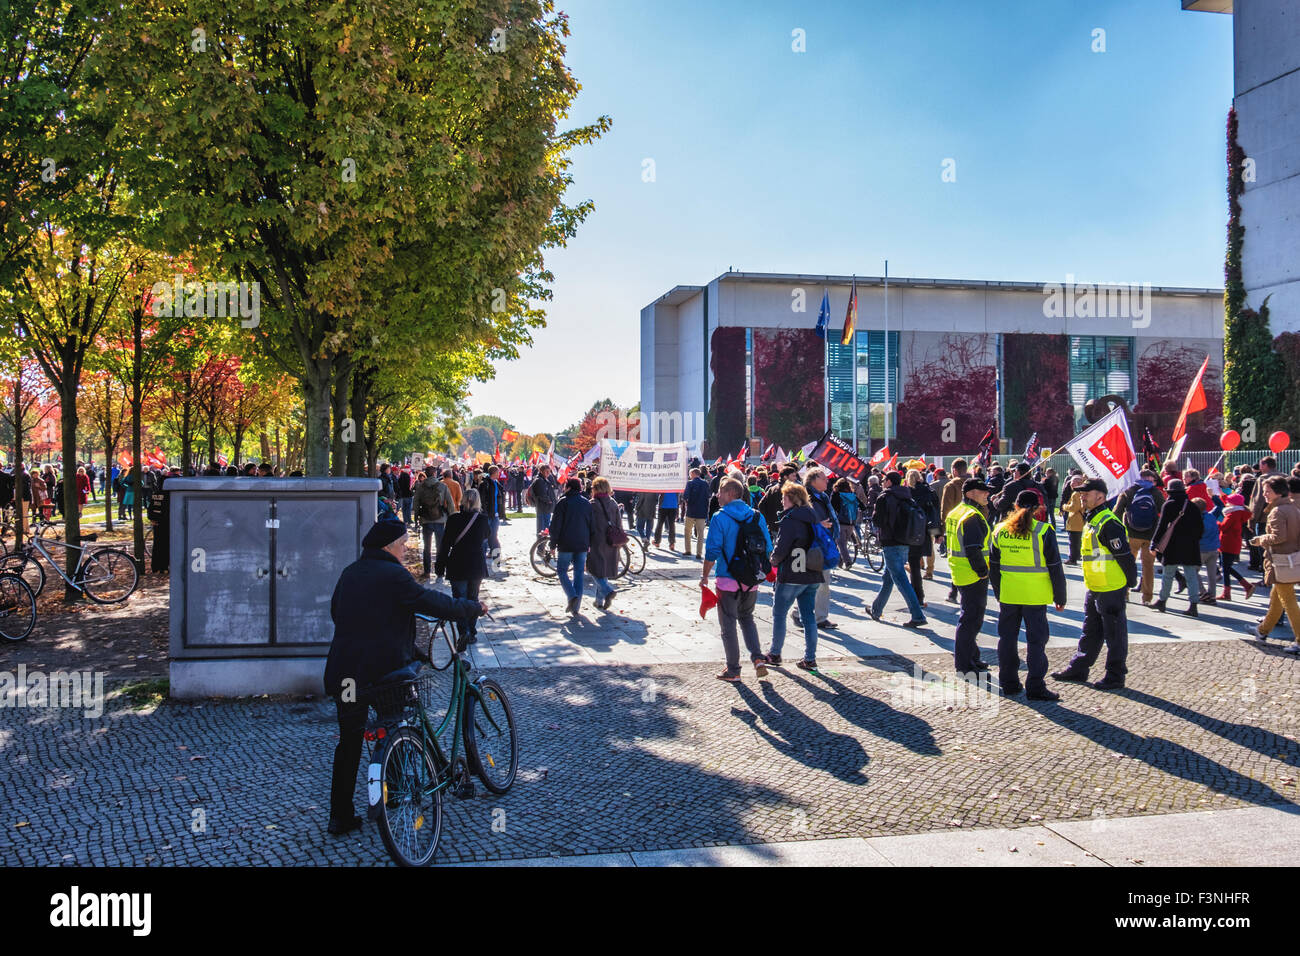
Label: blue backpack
xmin=813 ymin=521 xmax=841 ymax=566
xmin=1127 ymin=485 xmax=1158 ymax=533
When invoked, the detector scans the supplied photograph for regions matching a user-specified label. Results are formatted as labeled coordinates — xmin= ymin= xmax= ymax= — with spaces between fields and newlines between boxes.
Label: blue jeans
xmin=400 ymin=497 xmax=413 ymax=525
xmin=770 ymin=582 xmax=820 ymax=661
xmin=593 ymin=576 xmax=615 ymax=600
xmin=872 ymin=545 xmax=926 ymax=621
xmin=484 ymin=517 xmax=501 ymax=561
xmin=556 ymin=550 xmax=586 ymax=602
xmin=536 ymin=508 xmax=552 ymax=536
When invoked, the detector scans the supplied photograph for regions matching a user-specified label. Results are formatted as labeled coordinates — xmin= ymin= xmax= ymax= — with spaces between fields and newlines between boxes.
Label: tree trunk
xmin=11 ymin=376 xmax=26 ymax=552
xmin=303 ymin=358 xmax=332 ymax=477
xmin=330 ymin=359 xmax=351 ymax=477
xmin=103 ymin=438 xmax=113 ymax=532
xmin=132 ymin=304 xmax=146 ymax=569
xmin=206 ymin=411 xmax=217 ymax=468
xmin=347 ymin=369 xmax=370 ymax=477
xmin=180 ymin=374 xmax=193 ymax=477
xmin=58 ymin=370 xmax=82 ymax=604
xmin=233 ymin=422 xmax=245 ymax=468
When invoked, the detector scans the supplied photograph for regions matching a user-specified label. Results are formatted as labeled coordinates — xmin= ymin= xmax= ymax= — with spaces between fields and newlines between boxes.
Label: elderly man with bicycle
xmin=323 ymin=517 xmax=487 ymax=837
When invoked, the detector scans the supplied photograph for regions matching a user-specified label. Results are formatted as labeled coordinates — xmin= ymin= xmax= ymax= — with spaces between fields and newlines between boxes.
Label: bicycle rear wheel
xmin=0 ymin=573 xmax=36 ymax=641
xmin=79 ymin=548 xmax=138 ymax=604
xmin=624 ymin=535 xmax=646 ymax=574
xmin=0 ymin=552 xmax=44 ymax=597
xmin=464 ymin=678 xmax=518 ymax=794
xmin=843 ymin=535 xmax=859 ymax=568
xmin=375 ymin=727 xmax=443 ymax=867
xmin=529 ymin=537 xmax=557 ymax=577
xmin=865 ymin=533 xmax=883 ymax=572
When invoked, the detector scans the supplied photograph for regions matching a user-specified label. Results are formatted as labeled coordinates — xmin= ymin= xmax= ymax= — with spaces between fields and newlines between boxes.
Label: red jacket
xmin=1218 ymin=506 xmax=1249 ymax=555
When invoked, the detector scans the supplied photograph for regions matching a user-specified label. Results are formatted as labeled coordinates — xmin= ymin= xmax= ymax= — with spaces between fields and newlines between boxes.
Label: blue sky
xmin=468 ymin=0 xmax=1234 ymax=434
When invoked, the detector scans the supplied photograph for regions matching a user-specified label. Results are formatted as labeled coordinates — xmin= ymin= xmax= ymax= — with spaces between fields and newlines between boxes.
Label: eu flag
xmin=815 ymin=288 xmax=829 ymax=340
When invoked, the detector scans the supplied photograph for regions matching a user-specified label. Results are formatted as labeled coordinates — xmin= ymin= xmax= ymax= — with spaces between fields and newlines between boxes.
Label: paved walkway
xmin=465 ymin=517 xmax=1280 ymax=669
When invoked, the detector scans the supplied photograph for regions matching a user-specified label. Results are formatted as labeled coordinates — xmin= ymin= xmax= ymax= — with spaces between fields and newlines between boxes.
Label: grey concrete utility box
xmin=167 ymin=478 xmax=380 ymax=698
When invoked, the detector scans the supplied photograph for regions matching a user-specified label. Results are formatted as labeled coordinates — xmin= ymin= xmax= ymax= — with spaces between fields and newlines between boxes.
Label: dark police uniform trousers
xmin=331 ymin=699 xmax=369 ymax=820
xmin=997 ymin=603 xmax=1050 ymax=692
xmin=1067 ymin=588 xmax=1128 ymax=680
xmin=954 ymin=579 xmax=988 ymax=673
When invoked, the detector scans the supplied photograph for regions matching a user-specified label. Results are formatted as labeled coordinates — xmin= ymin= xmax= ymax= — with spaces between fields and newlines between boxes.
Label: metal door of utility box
xmin=167 ymin=477 xmax=380 ymax=698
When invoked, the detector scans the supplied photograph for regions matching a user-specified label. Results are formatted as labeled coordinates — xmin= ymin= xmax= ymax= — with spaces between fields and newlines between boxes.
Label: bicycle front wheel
xmin=376 ymin=727 xmax=443 ymax=867
xmin=464 ymin=678 xmax=518 ymax=794
xmin=0 ymin=573 xmax=36 ymax=641
xmin=0 ymin=552 xmax=44 ymax=597
xmin=80 ymin=548 xmax=139 ymax=604
xmin=529 ymin=537 xmax=557 ymax=577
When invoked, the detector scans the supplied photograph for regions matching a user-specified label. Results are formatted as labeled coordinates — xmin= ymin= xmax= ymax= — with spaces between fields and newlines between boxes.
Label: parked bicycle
xmin=363 ymin=613 xmax=518 ymax=866
xmin=530 ymin=528 xmax=642 ymax=579
xmin=0 ymin=571 xmax=37 ymax=641
xmin=0 ymin=533 xmax=138 ymax=604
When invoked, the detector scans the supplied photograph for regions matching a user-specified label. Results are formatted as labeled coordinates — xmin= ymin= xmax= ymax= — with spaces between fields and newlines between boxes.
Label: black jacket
xmin=872 ymin=485 xmax=914 ymax=547
xmin=324 ymin=548 xmax=480 ymax=697
xmin=436 ymin=510 xmax=490 ymax=582
xmin=549 ymin=490 xmax=594 ymax=552
xmin=1151 ymin=492 xmax=1203 ymax=566
xmin=993 ymin=476 xmax=1044 ymax=520
xmin=757 ymin=486 xmax=784 ymax=534
xmin=770 ymin=505 xmax=822 ymax=584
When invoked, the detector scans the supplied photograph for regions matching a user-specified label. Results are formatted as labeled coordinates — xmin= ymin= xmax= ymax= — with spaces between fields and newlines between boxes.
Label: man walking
xmin=1114 ymin=469 xmax=1164 ymax=604
xmin=796 ymin=467 xmax=841 ymax=630
xmin=941 ymin=458 xmax=969 ymax=603
xmin=413 ymin=465 xmax=455 ymax=578
xmin=478 ymin=465 xmax=504 ymax=566
xmin=702 ymin=477 xmax=772 ymax=681
xmin=397 ymin=465 xmax=414 ymax=528
xmin=683 ymin=467 xmax=712 ymax=559
xmin=549 ymin=478 xmax=594 ymax=614
xmin=867 ymin=470 xmax=927 ymax=628
xmin=1053 ymin=479 xmax=1138 ymax=691
xmin=527 ymin=464 xmax=559 ymax=535
xmin=654 ymin=489 xmax=679 ymax=552
xmin=946 ymin=477 xmax=992 ymax=676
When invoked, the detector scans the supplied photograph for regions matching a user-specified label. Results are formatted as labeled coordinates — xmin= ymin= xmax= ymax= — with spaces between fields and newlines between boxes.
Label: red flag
xmin=1171 ymin=355 xmax=1210 ymax=443
xmin=868 ymin=445 xmax=890 ymax=466
xmin=760 ymin=442 xmax=775 ymax=462
xmin=840 ymin=277 xmax=858 ymax=346
xmin=501 ymin=428 xmax=520 ymax=443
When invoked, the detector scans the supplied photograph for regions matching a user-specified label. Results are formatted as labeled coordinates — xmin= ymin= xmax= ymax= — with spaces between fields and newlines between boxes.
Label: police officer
xmin=990 ymin=490 xmax=1067 ymax=700
xmin=1052 ymin=478 xmax=1137 ymax=690
xmin=946 ymin=477 xmax=993 ymax=676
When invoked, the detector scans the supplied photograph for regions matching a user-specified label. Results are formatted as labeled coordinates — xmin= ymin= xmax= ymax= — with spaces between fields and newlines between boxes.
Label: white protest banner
xmin=600 ymin=439 xmax=689 ymax=493
xmin=1061 ymin=406 xmax=1140 ymax=499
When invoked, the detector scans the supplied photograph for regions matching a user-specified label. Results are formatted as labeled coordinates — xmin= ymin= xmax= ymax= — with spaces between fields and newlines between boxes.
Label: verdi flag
xmin=1062 ymin=406 xmax=1140 ymax=499
xmin=1171 ymin=355 xmax=1210 ymax=443
xmin=868 ymin=445 xmax=891 ymax=467
xmin=841 ymin=277 xmax=858 ymax=346
xmin=815 ymin=288 xmax=830 ymax=340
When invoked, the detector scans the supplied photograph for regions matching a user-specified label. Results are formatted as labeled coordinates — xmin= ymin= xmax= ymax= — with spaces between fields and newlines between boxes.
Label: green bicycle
xmin=363 ymin=613 xmax=519 ymax=867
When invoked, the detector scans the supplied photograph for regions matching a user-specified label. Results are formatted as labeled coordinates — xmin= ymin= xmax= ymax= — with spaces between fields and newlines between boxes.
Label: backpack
xmin=811 ymin=520 xmax=841 ymax=569
xmin=841 ymin=495 xmax=858 ymax=524
xmin=1127 ymin=485 xmax=1158 ymax=532
xmin=723 ymin=510 xmax=772 ymax=588
xmin=894 ymin=497 xmax=928 ymax=548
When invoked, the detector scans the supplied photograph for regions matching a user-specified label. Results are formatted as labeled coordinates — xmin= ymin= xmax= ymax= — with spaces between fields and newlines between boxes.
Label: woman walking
xmin=435 ymin=488 xmax=490 ymax=643
xmin=1060 ymin=475 xmax=1087 ymax=564
xmin=766 ymin=481 xmax=823 ymax=671
xmin=990 ymin=490 xmax=1067 ymax=701
xmin=1246 ymin=475 xmax=1300 ymax=653
xmin=831 ymin=477 xmax=857 ymax=570
xmin=1151 ymin=479 xmax=1203 ymax=616
xmin=906 ymin=469 xmax=938 ymax=603
xmin=1217 ymin=493 xmax=1256 ymax=602
xmin=588 ymin=476 xmax=623 ymax=610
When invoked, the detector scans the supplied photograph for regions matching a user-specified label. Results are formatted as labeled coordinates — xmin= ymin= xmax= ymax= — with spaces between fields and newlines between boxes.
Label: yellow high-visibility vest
xmin=945 ymin=501 xmax=989 ymax=587
xmin=992 ymin=518 xmax=1053 ymax=605
xmin=1082 ymin=508 xmax=1128 ymax=593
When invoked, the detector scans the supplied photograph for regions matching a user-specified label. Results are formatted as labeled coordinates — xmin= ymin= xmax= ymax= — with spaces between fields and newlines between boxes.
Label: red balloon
xmin=1269 ymin=431 xmax=1291 ymax=454
xmin=1220 ymin=429 xmax=1241 ymax=451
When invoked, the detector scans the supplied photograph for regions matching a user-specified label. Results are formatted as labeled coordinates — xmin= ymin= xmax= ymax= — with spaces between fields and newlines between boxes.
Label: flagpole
xmin=883 ymin=261 xmax=890 ymax=450
xmin=851 ymin=274 xmax=858 ymax=453
xmin=823 ymin=288 xmax=829 ymax=434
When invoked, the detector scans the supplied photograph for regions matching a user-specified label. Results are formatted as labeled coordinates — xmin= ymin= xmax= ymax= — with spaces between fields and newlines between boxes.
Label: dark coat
xmin=770 ymin=504 xmax=822 ymax=584
xmin=324 ymin=548 xmax=480 ymax=696
xmin=757 ymin=486 xmax=784 ymax=533
xmin=683 ymin=477 xmax=712 ymax=519
xmin=872 ymin=484 xmax=914 ymax=547
xmin=909 ymin=481 xmax=940 ymax=559
xmin=435 ymin=510 xmax=489 ymax=582
xmin=1151 ymin=492 xmax=1203 ymax=566
xmin=549 ymin=490 xmax=594 ymax=552
xmin=588 ymin=494 xmax=622 ymax=578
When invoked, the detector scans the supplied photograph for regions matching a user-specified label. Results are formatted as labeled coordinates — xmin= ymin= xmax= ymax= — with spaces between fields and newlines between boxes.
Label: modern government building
xmin=640 ymin=273 xmax=1223 ymax=461
xmin=640 ymin=3 xmax=1297 ymax=462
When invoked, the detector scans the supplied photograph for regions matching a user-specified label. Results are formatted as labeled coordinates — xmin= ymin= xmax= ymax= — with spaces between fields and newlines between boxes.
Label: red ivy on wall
xmin=1134 ymin=342 xmax=1223 ymax=451
xmin=753 ymin=329 xmax=825 ymax=453
xmin=895 ymin=334 xmax=995 ymax=450
xmin=707 ymin=327 xmax=746 ymax=459
xmin=1002 ymin=333 xmax=1073 ymax=449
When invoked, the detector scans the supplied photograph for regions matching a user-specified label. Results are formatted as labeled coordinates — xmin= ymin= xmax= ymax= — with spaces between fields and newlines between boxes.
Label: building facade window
xmin=745 ymin=327 xmax=754 ymax=437
xmin=1069 ymin=335 xmax=1134 ymax=428
xmin=828 ymin=330 xmax=898 ymax=450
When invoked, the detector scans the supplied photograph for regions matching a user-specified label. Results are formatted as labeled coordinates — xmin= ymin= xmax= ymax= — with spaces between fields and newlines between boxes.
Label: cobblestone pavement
xmin=3 ymin=639 xmax=1297 ymax=865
